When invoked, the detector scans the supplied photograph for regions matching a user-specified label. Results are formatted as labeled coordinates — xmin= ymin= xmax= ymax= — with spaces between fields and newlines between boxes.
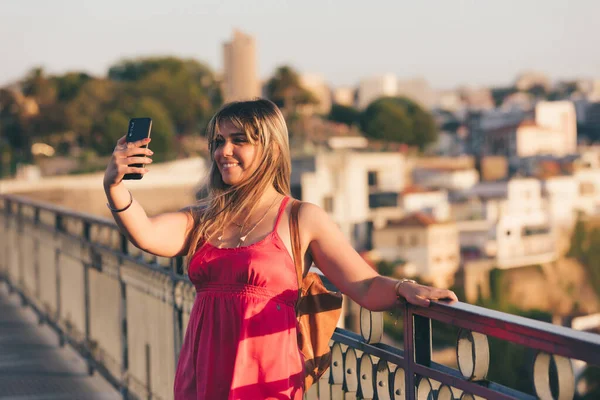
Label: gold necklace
xmin=218 ymin=195 xmax=281 ymax=248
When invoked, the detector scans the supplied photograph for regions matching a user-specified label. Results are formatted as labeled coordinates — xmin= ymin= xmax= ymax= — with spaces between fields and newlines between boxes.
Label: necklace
xmin=217 ymin=194 xmax=281 ymax=248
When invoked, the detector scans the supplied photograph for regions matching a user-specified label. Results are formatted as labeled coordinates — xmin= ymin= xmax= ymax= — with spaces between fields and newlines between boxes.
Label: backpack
xmin=289 ymin=200 xmax=344 ymax=390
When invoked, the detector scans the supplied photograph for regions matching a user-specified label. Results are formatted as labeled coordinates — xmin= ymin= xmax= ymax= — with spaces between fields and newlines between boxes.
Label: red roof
xmin=387 ymin=212 xmax=437 ymax=227
xmin=402 ymin=185 xmax=433 ymax=195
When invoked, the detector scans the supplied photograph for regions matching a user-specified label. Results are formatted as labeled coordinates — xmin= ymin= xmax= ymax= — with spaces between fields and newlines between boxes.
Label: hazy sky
xmin=1 ymin=0 xmax=598 ymax=89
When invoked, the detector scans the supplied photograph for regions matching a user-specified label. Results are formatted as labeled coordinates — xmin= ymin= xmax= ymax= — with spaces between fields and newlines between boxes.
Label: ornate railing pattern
xmin=0 ymin=193 xmax=598 ymax=400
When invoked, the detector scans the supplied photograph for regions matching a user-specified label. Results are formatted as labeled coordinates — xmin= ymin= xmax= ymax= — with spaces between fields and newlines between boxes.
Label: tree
xmin=265 ymin=66 xmax=318 ymax=114
xmin=328 ymin=104 xmax=360 ymax=127
xmin=108 ymin=57 xmax=221 ymax=134
xmin=360 ymin=97 xmax=437 ymax=149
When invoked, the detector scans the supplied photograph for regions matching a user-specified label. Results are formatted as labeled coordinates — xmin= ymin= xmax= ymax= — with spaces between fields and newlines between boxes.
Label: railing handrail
xmin=412 ymin=300 xmax=600 ymax=365
xmin=1 ymin=193 xmax=117 ymax=228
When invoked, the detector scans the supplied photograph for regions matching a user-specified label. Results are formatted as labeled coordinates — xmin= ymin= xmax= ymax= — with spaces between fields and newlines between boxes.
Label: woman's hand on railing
xmin=397 ymin=282 xmax=458 ymax=307
xmin=103 ymin=135 xmax=153 ymax=189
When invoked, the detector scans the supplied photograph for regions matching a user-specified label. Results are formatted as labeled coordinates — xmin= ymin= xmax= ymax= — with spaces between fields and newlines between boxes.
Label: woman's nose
xmin=221 ymin=140 xmax=234 ymax=156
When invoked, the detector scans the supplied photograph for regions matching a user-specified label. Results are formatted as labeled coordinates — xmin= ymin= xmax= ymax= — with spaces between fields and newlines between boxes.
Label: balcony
xmin=0 ymin=193 xmax=598 ymax=399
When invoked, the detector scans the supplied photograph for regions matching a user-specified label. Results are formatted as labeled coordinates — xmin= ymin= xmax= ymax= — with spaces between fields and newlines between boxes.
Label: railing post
xmin=119 ymin=261 xmax=129 ymax=398
xmin=17 ymin=203 xmax=25 ymax=302
xmin=55 ymin=212 xmax=64 ymax=347
xmin=82 ymin=220 xmax=94 ymax=376
xmin=414 ymin=315 xmax=432 ymax=367
xmin=404 ymin=304 xmax=416 ymax=400
xmin=34 ymin=207 xmax=43 ymax=324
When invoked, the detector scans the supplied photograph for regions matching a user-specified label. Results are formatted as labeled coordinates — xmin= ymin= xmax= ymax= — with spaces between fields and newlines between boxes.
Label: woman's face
xmin=213 ymin=120 xmax=260 ymax=186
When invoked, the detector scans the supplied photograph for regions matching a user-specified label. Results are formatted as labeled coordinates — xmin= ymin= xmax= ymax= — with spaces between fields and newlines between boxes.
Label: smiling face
xmin=212 ymin=120 xmax=260 ymax=186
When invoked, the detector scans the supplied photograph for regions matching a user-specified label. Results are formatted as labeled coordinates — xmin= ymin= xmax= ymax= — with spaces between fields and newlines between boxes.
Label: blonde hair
xmin=186 ymin=99 xmax=292 ymax=260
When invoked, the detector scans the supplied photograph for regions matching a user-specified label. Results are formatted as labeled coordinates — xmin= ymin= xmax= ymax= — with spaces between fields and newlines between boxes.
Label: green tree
xmin=265 ymin=66 xmax=318 ymax=114
xmin=52 ymin=72 xmax=92 ymax=102
xmin=360 ymin=97 xmax=437 ymax=149
xmin=328 ymin=104 xmax=360 ymax=127
xmin=108 ymin=57 xmax=221 ymax=134
xmin=20 ymin=67 xmax=57 ymax=106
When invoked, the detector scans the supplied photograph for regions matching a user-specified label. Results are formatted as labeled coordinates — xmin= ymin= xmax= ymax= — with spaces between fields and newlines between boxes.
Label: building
xmin=516 ymin=101 xmax=577 ymax=158
xmin=291 ymin=138 xmax=406 ymax=250
xmin=222 ymin=30 xmax=261 ymax=102
xmin=453 ymin=178 xmax=557 ymax=269
xmin=399 ymin=186 xmax=450 ymax=222
xmin=357 ymin=74 xmax=397 ymax=109
xmin=515 ymin=71 xmax=551 ymax=92
xmin=332 ymin=87 xmax=355 ymax=107
xmin=543 ymin=175 xmax=579 ymax=230
xmin=372 ymin=212 xmax=460 ymax=288
xmin=412 ymin=166 xmax=479 ymax=191
xmin=298 ymin=73 xmax=332 ymax=115
xmin=396 ymin=77 xmax=435 ymax=109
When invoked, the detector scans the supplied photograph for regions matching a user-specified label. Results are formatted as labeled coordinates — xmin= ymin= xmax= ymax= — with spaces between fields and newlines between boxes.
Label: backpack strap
xmin=289 ymin=200 xmax=303 ymax=293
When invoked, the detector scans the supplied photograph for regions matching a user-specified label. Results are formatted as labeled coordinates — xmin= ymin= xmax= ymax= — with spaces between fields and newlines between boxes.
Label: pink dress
xmin=174 ymin=196 xmax=304 ymax=399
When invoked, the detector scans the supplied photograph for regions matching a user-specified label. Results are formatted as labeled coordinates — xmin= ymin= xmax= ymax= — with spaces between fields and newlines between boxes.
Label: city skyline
xmin=1 ymin=0 xmax=599 ymax=90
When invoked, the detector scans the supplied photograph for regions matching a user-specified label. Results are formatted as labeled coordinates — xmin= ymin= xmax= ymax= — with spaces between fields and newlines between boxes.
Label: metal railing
xmin=0 ymin=193 xmax=598 ymax=400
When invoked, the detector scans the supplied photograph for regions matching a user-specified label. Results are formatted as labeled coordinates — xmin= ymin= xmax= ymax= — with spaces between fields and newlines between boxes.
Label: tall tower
xmin=222 ymin=30 xmax=260 ymax=103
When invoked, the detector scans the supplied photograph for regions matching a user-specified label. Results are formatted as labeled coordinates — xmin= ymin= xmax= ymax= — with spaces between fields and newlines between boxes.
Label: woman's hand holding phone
xmin=103 ymin=135 xmax=153 ymax=189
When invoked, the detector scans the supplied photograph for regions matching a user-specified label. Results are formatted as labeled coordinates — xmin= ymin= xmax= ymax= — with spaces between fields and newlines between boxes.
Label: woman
xmin=103 ymin=99 xmax=457 ymax=399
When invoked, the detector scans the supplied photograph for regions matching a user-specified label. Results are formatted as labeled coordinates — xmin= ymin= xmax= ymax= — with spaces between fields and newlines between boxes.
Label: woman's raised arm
xmin=104 ymin=135 xmax=196 ymax=258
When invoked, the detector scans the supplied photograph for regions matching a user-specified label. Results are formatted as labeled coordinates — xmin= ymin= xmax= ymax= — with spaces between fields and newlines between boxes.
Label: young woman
xmin=103 ymin=99 xmax=458 ymax=399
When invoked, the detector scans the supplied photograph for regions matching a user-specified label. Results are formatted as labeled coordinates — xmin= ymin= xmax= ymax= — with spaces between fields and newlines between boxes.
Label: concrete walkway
xmin=0 ymin=283 xmax=120 ymax=400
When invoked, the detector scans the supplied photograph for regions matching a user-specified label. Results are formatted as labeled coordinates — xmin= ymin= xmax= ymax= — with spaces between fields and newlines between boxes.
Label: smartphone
xmin=123 ymin=117 xmax=152 ymax=180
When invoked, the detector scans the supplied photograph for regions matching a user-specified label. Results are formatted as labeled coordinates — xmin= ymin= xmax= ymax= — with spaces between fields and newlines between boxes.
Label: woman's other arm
xmin=300 ymin=202 xmax=457 ymax=311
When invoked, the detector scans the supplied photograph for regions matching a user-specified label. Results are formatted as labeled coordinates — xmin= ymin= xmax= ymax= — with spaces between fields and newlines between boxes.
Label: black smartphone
xmin=123 ymin=117 xmax=152 ymax=180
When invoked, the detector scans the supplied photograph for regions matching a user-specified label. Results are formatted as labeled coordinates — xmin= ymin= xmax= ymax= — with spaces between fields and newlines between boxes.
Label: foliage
xmin=328 ymin=104 xmax=360 ymax=127
xmin=490 ymin=86 xmax=518 ymax=107
xmin=265 ymin=66 xmax=318 ymax=113
xmin=567 ymin=216 xmax=600 ymax=297
xmin=0 ymin=57 xmax=222 ymax=172
xmin=360 ymin=97 xmax=437 ymax=150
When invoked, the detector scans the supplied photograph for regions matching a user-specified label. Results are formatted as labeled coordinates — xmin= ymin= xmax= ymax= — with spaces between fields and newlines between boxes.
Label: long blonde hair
xmin=186 ymin=99 xmax=292 ymax=259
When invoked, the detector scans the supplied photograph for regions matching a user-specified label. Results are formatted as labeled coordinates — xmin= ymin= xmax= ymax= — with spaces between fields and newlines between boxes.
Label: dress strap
xmin=272 ymin=196 xmax=291 ymax=232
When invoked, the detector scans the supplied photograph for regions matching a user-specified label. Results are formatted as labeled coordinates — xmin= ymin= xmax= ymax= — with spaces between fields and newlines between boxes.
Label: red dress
xmin=174 ymin=196 xmax=304 ymax=399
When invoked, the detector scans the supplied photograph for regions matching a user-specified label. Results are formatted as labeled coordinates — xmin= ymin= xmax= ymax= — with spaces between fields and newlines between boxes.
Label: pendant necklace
xmin=217 ymin=195 xmax=281 ymax=248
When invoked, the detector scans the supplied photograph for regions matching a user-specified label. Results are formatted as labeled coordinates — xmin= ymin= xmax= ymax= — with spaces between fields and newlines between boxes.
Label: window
xmin=323 ymin=196 xmax=334 ymax=213
xmin=397 ymin=236 xmax=405 ymax=246
xmin=368 ymin=171 xmax=378 ymax=188
xmin=580 ymin=182 xmax=595 ymax=196
xmin=410 ymin=235 xmax=418 ymax=247
xmin=368 ymin=192 xmax=398 ymax=208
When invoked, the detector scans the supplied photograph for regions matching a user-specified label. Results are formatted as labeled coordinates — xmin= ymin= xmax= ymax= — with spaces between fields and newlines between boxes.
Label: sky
xmin=1 ymin=0 xmax=598 ymax=90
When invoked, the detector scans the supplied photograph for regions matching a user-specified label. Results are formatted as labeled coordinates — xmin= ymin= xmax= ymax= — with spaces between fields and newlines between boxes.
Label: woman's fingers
xmin=127 ymin=137 xmax=151 ymax=149
xmin=117 ymin=156 xmax=153 ymax=165
xmin=403 ymin=285 xmax=459 ymax=307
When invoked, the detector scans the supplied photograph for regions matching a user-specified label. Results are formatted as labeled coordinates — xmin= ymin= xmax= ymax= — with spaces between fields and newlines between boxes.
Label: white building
xmin=543 ymin=176 xmax=579 ymax=230
xmin=412 ymin=167 xmax=479 ymax=191
xmin=332 ymin=87 xmax=355 ymax=107
xmin=399 ymin=186 xmax=450 ymax=222
xmin=299 ymin=73 xmax=332 ymax=115
xmin=396 ymin=77 xmax=435 ymax=109
xmin=373 ymin=212 xmax=460 ymax=288
xmin=455 ymin=178 xmax=557 ymax=269
xmin=357 ymin=74 xmax=397 ymax=109
xmin=291 ymin=138 xmax=406 ymax=250
xmin=222 ymin=30 xmax=261 ymax=102
xmin=516 ymin=101 xmax=577 ymax=157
